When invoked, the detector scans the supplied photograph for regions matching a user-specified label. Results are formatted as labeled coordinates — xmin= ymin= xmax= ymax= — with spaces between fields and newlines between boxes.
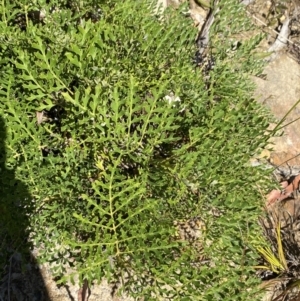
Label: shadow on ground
xmin=0 ymin=116 xmax=51 ymax=301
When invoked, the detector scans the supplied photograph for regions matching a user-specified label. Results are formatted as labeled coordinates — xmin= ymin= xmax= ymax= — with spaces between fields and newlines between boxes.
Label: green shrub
xmin=0 ymin=0 xmax=273 ymax=300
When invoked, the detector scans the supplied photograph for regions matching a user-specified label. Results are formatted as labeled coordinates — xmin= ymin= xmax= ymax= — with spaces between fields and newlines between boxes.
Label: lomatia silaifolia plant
xmin=0 ymin=0 xmax=274 ymax=300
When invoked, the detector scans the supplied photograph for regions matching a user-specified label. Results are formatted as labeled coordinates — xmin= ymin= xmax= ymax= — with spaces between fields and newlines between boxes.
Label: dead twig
xmin=246 ymin=10 xmax=300 ymax=54
xmin=77 ymin=279 xmax=90 ymax=301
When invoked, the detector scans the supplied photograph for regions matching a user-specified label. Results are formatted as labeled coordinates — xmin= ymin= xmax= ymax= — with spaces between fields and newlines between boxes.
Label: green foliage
xmin=0 ymin=0 xmax=274 ymax=300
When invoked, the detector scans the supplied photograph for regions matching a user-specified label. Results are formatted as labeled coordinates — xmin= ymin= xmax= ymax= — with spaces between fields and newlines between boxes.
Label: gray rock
xmin=254 ymin=53 xmax=300 ymax=167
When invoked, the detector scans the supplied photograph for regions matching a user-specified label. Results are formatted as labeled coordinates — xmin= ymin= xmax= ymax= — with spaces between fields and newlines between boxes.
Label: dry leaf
xmin=36 ymin=111 xmax=45 ymax=125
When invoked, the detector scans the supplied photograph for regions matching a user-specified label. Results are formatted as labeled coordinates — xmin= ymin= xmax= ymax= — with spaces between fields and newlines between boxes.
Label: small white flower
xmin=164 ymin=93 xmax=181 ymax=106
